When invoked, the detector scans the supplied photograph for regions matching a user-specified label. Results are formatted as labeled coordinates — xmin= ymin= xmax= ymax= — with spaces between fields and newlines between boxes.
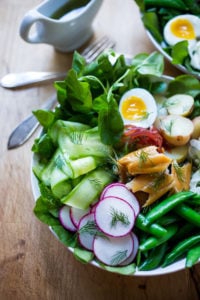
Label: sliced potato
xmin=164 ymin=145 xmax=188 ymax=163
xmin=166 ymin=94 xmax=194 ymax=117
xmin=192 ymin=116 xmax=200 ymax=139
xmin=154 ymin=95 xmax=168 ymax=117
xmin=159 ymin=114 xmax=194 ymax=146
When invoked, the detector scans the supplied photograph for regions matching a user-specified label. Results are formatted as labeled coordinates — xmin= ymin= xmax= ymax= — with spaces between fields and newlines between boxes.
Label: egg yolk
xmin=121 ymin=96 xmax=147 ymax=121
xmin=170 ymin=18 xmax=195 ymax=40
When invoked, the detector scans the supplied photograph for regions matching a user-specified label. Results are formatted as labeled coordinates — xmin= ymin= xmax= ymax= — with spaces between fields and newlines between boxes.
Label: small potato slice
xmin=164 ymin=145 xmax=188 ymax=163
xmin=166 ymin=94 xmax=194 ymax=117
xmin=192 ymin=116 xmax=200 ymax=139
xmin=160 ymin=115 xmax=194 ymax=146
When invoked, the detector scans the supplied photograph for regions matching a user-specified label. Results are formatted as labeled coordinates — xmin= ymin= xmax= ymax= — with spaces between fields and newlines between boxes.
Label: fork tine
xmin=86 ymin=39 xmax=116 ymax=63
xmin=82 ymin=36 xmax=115 ymax=63
xmin=81 ymin=35 xmax=109 ymax=56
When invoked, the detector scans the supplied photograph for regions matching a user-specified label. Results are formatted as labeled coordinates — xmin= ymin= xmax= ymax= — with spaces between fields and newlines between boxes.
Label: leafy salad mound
xmin=135 ymin=0 xmax=200 ymax=76
xmin=32 ymin=50 xmax=200 ymax=275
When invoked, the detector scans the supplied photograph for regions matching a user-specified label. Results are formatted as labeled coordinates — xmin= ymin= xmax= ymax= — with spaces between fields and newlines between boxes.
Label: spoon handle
xmin=1 ymin=71 xmax=66 ymax=88
xmin=7 ymin=94 xmax=57 ymax=149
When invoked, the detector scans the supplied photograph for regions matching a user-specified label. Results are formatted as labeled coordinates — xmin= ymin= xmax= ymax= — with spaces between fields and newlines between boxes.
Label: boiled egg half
xmin=119 ymin=88 xmax=157 ymax=128
xmin=163 ymin=14 xmax=200 ymax=46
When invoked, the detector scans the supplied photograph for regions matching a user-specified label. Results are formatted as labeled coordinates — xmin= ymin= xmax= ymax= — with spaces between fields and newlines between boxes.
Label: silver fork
xmin=7 ymin=36 xmax=115 ymax=149
xmin=2 ymin=35 xmax=115 ymax=89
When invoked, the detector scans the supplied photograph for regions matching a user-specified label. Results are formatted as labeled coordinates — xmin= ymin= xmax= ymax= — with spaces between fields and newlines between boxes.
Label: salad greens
xmin=32 ymin=50 xmax=200 ymax=275
xmin=135 ymin=0 xmax=200 ymax=76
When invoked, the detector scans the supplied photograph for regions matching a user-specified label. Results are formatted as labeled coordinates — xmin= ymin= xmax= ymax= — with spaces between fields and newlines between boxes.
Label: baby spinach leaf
xmin=32 ymin=133 xmax=56 ymax=159
xmin=171 ymin=41 xmax=189 ymax=65
xmin=142 ymin=12 xmax=163 ymax=43
xmin=65 ymin=69 xmax=93 ymax=113
xmin=51 ymin=225 xmax=77 ymax=248
xmin=34 ymin=196 xmax=60 ymax=226
xmin=33 ymin=109 xmax=55 ymax=129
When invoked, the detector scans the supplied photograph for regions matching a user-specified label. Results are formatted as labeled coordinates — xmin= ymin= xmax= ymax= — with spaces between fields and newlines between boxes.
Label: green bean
xmin=144 ymin=0 xmax=187 ymax=10
xmin=162 ymin=234 xmax=200 ymax=267
xmin=143 ymin=191 xmax=194 ymax=225
xmin=139 ymin=224 xmax=178 ymax=252
xmin=157 ymin=213 xmax=180 ymax=226
xmin=136 ymin=213 xmax=168 ymax=237
xmin=187 ymin=193 xmax=200 ymax=206
xmin=170 ymin=223 xmax=195 ymax=243
xmin=174 ymin=203 xmax=200 ymax=227
xmin=186 ymin=243 xmax=200 ymax=268
xmin=139 ymin=242 xmax=168 ymax=271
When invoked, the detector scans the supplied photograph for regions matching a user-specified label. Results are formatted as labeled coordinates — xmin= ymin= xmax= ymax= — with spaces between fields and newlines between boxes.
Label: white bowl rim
xmin=30 ymin=74 xmax=199 ymax=276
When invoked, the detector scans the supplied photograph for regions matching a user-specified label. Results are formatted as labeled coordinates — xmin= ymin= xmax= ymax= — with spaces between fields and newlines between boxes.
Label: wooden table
xmin=1 ymin=1 xmax=200 ymax=299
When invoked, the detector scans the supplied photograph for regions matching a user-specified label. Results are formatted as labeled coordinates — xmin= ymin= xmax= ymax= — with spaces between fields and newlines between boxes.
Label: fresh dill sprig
xmin=89 ymin=178 xmax=102 ymax=189
xmin=78 ymin=220 xmax=97 ymax=235
xmin=163 ymin=119 xmax=174 ymax=134
xmin=110 ymin=207 xmax=130 ymax=228
xmin=151 ymin=173 xmax=166 ymax=190
xmin=70 ymin=131 xmax=84 ymax=144
xmin=78 ymin=220 xmax=107 ymax=238
xmin=136 ymin=149 xmax=149 ymax=166
xmin=110 ymin=250 xmax=128 ymax=265
xmin=55 ymin=154 xmax=65 ymax=169
xmin=173 ymin=161 xmax=184 ymax=182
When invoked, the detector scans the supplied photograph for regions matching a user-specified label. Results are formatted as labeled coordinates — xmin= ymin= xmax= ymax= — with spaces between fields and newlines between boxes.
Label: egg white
xmin=163 ymin=14 xmax=200 ymax=46
xmin=119 ymin=88 xmax=157 ymax=128
xmin=189 ymin=40 xmax=200 ymax=70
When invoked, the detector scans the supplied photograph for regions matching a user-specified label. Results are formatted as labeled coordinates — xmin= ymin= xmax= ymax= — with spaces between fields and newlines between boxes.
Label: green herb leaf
xmin=171 ymin=41 xmax=189 ymax=65
xmin=110 ymin=207 xmax=130 ymax=228
xmin=33 ymin=109 xmax=55 ymax=129
xmin=110 ymin=250 xmax=128 ymax=265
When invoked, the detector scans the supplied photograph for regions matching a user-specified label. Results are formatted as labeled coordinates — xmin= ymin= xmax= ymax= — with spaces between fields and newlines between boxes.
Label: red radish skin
xmin=100 ymin=182 xmax=126 ymax=200
xmin=59 ymin=205 xmax=77 ymax=232
xmin=100 ymin=183 xmax=140 ymax=216
xmin=78 ymin=212 xmax=96 ymax=251
xmin=94 ymin=196 xmax=135 ymax=237
xmin=90 ymin=202 xmax=98 ymax=213
xmin=70 ymin=207 xmax=90 ymax=228
xmin=93 ymin=233 xmax=134 ymax=266
xmin=120 ymin=232 xmax=139 ymax=266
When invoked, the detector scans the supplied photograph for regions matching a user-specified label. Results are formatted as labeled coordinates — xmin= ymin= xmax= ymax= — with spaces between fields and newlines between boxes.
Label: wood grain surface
xmin=0 ymin=1 xmax=200 ymax=299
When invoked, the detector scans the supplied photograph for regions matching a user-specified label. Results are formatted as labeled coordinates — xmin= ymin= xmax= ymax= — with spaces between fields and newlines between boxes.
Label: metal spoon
xmin=1 ymin=71 xmax=66 ymax=88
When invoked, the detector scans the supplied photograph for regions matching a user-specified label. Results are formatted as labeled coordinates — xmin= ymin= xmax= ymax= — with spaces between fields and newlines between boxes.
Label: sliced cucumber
xmin=59 ymin=127 xmax=112 ymax=159
xmin=61 ymin=168 xmax=114 ymax=209
xmin=49 ymin=120 xmax=90 ymax=144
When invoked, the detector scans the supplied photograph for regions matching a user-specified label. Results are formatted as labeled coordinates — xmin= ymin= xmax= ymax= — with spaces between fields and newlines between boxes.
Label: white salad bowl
xmin=31 ymin=149 xmax=193 ymax=276
xmin=146 ymin=30 xmax=200 ymax=79
xmin=31 ymin=53 xmax=200 ymax=276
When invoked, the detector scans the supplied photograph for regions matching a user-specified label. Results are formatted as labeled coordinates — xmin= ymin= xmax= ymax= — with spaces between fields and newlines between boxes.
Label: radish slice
xmin=94 ymin=196 xmax=135 ymax=237
xmin=101 ymin=183 xmax=140 ymax=216
xmin=70 ymin=207 xmax=90 ymax=228
xmin=78 ymin=212 xmax=96 ymax=251
xmin=59 ymin=205 xmax=77 ymax=232
xmin=90 ymin=202 xmax=98 ymax=213
xmin=93 ymin=233 xmax=134 ymax=266
xmin=120 ymin=233 xmax=139 ymax=266
xmin=100 ymin=182 xmax=126 ymax=200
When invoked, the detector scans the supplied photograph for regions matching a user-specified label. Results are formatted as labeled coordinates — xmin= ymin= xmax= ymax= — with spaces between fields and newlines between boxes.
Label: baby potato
xmin=191 ymin=116 xmax=200 ymax=139
xmin=159 ymin=114 xmax=194 ymax=146
xmin=164 ymin=145 xmax=188 ymax=163
xmin=166 ymin=94 xmax=194 ymax=117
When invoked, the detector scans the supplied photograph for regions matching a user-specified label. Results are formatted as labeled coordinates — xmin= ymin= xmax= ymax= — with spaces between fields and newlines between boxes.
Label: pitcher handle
xmin=19 ymin=10 xmax=46 ymax=43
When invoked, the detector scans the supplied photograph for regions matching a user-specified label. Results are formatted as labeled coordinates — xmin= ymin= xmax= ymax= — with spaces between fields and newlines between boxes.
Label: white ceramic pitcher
xmin=19 ymin=0 xmax=103 ymax=52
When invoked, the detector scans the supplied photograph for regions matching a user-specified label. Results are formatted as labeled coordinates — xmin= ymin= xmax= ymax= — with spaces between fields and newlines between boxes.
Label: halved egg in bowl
xmin=135 ymin=0 xmax=200 ymax=78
